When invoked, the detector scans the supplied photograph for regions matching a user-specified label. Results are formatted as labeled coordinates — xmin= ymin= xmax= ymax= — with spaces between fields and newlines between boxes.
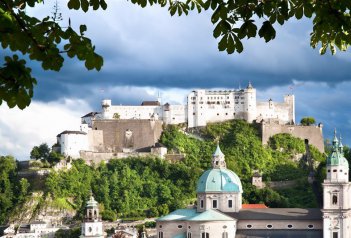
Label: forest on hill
xmin=0 ymin=120 xmax=348 ymax=224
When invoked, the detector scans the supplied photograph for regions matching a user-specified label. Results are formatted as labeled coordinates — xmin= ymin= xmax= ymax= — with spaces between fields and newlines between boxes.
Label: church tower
xmin=80 ymin=193 xmax=104 ymax=238
xmin=322 ymin=131 xmax=351 ymax=238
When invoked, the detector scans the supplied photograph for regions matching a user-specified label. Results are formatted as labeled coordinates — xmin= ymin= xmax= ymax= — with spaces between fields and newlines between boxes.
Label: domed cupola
xmin=326 ymin=130 xmax=349 ymax=182
xmin=196 ymin=144 xmax=243 ymax=213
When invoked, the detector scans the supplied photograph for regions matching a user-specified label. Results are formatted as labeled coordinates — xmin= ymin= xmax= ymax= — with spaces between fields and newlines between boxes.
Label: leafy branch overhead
xmin=1 ymin=0 xmax=351 ymax=109
xmin=0 ymin=0 xmax=105 ymax=109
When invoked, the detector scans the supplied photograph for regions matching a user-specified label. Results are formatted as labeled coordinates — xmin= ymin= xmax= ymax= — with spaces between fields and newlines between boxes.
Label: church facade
xmin=156 ymin=133 xmax=349 ymax=238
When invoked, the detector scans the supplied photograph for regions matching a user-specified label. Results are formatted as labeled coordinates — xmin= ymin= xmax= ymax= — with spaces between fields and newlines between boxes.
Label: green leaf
xmin=100 ymin=0 xmax=107 ymax=9
xmin=295 ymin=6 xmax=303 ymax=20
xmin=170 ymin=5 xmax=177 ymax=16
xmin=304 ymin=4 xmax=313 ymax=18
xmin=234 ymin=35 xmax=243 ymax=53
xmin=80 ymin=25 xmax=87 ymax=34
xmin=247 ymin=21 xmax=257 ymax=38
xmin=319 ymin=44 xmax=327 ymax=55
xmin=258 ymin=21 xmax=276 ymax=42
xmin=67 ymin=0 xmax=80 ymax=10
xmin=81 ymin=0 xmax=89 ymax=12
xmin=140 ymin=0 xmax=147 ymax=8
xmin=226 ymin=35 xmax=235 ymax=54
xmin=213 ymin=22 xmax=222 ymax=38
xmin=218 ymin=35 xmax=227 ymax=51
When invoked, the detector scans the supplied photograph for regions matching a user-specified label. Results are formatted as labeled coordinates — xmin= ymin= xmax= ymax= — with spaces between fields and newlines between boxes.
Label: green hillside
xmin=0 ymin=120 xmax=339 ymax=224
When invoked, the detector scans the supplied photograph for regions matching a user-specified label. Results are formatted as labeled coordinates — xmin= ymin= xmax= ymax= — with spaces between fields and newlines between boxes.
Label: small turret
xmin=85 ymin=192 xmax=100 ymax=222
xmin=212 ymin=143 xmax=226 ymax=169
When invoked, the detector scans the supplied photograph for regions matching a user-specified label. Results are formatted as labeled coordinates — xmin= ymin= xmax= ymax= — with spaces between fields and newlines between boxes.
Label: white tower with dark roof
xmin=322 ymin=131 xmax=351 ymax=238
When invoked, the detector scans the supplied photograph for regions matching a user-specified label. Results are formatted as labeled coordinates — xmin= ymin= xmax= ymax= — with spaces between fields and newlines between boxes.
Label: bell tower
xmin=80 ymin=192 xmax=104 ymax=238
xmin=322 ymin=131 xmax=351 ymax=238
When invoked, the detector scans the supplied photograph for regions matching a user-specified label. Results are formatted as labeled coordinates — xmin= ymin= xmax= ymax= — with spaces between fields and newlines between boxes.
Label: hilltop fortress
xmin=99 ymin=82 xmax=295 ymax=127
xmin=55 ymin=83 xmax=324 ymax=160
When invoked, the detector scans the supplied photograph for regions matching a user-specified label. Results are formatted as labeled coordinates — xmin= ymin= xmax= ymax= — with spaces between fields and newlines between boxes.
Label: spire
xmin=247 ymin=81 xmax=253 ymax=89
xmin=332 ymin=128 xmax=339 ymax=151
xmin=212 ymin=143 xmax=226 ymax=169
xmin=327 ymin=129 xmax=348 ymax=168
xmin=339 ymin=134 xmax=344 ymax=155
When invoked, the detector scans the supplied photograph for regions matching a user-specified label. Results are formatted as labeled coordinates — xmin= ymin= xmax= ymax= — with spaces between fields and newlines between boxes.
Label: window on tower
xmin=332 ymin=195 xmax=338 ymax=205
xmin=201 ymin=232 xmax=209 ymax=238
xmin=228 ymin=200 xmax=233 ymax=208
xmin=333 ymin=232 xmax=338 ymax=238
xmin=212 ymin=200 xmax=218 ymax=209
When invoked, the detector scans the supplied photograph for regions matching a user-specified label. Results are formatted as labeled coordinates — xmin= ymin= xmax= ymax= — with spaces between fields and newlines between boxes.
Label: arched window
xmin=222 ymin=232 xmax=228 ymax=238
xmin=158 ymin=231 xmax=163 ymax=238
xmin=332 ymin=195 xmax=338 ymax=205
xmin=187 ymin=232 xmax=192 ymax=238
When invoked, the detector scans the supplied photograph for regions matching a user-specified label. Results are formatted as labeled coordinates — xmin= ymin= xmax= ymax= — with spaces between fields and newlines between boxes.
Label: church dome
xmin=196 ymin=168 xmax=243 ymax=193
xmin=197 ymin=144 xmax=243 ymax=193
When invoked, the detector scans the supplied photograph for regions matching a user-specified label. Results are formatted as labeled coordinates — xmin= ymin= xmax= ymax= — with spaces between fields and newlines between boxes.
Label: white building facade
xmin=57 ymin=131 xmax=89 ymax=159
xmin=98 ymin=83 xmax=294 ymax=129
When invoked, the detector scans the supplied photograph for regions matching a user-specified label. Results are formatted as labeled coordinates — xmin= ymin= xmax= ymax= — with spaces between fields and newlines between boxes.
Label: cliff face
xmin=8 ymin=192 xmax=76 ymax=225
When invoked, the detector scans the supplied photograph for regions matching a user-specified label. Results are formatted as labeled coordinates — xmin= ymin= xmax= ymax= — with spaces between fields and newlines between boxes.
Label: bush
xmin=300 ymin=117 xmax=316 ymax=126
xmin=101 ymin=210 xmax=117 ymax=221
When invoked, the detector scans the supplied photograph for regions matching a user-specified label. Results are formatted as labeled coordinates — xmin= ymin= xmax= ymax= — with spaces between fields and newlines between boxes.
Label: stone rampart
xmin=261 ymin=123 xmax=324 ymax=152
xmin=91 ymin=119 xmax=163 ymax=153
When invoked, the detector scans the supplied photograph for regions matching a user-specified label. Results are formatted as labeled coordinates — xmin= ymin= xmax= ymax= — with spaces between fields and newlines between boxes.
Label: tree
xmin=1 ymin=0 xmax=351 ymax=109
xmin=30 ymin=143 xmax=50 ymax=161
xmin=300 ymin=117 xmax=316 ymax=126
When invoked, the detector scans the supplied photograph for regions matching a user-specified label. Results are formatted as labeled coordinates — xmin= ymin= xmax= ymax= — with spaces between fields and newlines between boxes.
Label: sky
xmin=1 ymin=1 xmax=351 ymax=159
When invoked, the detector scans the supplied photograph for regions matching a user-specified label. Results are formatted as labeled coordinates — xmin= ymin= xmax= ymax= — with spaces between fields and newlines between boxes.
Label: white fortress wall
xmin=60 ymin=132 xmax=89 ymax=158
xmin=165 ymin=104 xmax=187 ymax=125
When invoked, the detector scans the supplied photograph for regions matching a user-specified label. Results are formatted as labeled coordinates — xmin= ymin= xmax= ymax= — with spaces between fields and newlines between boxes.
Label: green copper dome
xmin=327 ymin=131 xmax=349 ymax=167
xmin=196 ymin=168 xmax=243 ymax=193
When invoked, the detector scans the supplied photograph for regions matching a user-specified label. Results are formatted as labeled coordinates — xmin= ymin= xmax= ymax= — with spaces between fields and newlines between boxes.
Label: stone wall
xmin=261 ymin=123 xmax=324 ymax=152
xmin=91 ymin=119 xmax=163 ymax=152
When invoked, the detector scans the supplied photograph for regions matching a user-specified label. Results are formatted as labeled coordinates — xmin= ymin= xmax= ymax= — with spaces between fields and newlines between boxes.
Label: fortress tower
xmin=244 ymin=82 xmax=257 ymax=123
xmin=322 ymin=132 xmax=351 ymax=238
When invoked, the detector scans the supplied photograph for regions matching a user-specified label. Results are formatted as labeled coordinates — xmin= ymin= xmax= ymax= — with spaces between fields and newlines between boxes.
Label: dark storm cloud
xmin=6 ymin=1 xmax=349 ymax=104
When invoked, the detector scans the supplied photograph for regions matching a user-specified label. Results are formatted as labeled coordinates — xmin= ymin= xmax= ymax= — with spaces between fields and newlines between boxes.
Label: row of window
xmin=200 ymin=199 xmax=233 ymax=209
xmin=245 ymin=224 xmax=314 ymax=229
xmin=160 ymin=232 xmax=229 ymax=238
